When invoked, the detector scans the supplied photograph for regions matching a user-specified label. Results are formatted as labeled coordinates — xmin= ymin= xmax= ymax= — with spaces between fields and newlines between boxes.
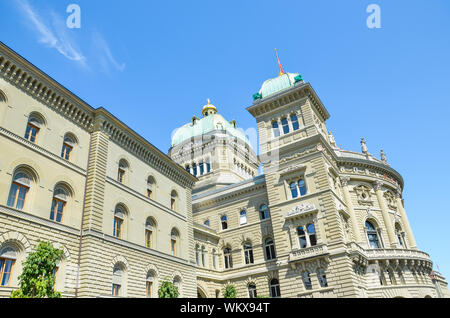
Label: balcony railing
xmin=289 ymin=244 xmax=329 ymax=263
xmin=348 ymin=242 xmax=431 ymax=263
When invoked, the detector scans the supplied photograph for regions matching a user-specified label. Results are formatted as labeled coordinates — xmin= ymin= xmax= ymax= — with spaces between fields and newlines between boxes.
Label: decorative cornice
xmin=285 ymin=203 xmax=318 ymax=220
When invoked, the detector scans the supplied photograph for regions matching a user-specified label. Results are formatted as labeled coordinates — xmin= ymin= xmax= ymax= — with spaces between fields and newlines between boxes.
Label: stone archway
xmin=197 ymin=286 xmax=207 ymax=298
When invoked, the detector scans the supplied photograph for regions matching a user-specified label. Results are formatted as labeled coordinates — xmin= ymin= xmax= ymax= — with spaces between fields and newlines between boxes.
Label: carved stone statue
xmin=361 ymin=138 xmax=368 ymax=154
xmin=380 ymin=149 xmax=387 ymax=163
xmin=328 ymin=131 xmax=337 ymax=148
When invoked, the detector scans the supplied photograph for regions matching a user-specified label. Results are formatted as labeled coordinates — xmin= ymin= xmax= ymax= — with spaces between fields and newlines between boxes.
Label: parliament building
xmin=0 ymin=42 xmax=448 ymax=298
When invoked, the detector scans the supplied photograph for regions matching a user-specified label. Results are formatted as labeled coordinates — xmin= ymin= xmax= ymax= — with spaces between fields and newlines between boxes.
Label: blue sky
xmin=1 ymin=0 xmax=450 ymax=279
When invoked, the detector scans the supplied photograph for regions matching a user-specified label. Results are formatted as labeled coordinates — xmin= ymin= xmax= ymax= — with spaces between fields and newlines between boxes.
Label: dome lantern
xmin=202 ymin=98 xmax=218 ymax=117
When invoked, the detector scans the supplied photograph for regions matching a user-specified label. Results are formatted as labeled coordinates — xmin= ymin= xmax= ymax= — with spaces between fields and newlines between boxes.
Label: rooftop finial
xmin=207 ymin=98 xmax=211 ymax=105
xmin=274 ymin=48 xmax=285 ymax=77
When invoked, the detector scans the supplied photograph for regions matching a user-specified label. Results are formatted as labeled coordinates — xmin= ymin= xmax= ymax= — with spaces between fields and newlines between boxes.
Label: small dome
xmin=202 ymin=99 xmax=217 ymax=117
xmin=171 ymin=102 xmax=252 ymax=149
xmin=257 ymin=72 xmax=302 ymax=99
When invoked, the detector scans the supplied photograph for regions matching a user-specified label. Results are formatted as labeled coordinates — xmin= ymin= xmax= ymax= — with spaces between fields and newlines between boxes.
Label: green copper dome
xmin=171 ymin=105 xmax=253 ymax=149
xmin=256 ymin=72 xmax=302 ymax=100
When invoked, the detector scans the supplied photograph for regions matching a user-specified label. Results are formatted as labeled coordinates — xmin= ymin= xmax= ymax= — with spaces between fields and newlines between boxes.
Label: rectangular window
xmin=290 ymin=114 xmax=300 ymax=131
xmin=61 ymin=144 xmax=72 ymax=160
xmin=118 ymin=169 xmax=125 ymax=183
xmin=240 ymin=211 xmax=247 ymax=225
xmin=0 ymin=258 xmax=14 ymax=287
xmin=147 ymin=189 xmax=152 ymax=199
xmin=145 ymin=230 xmax=152 ymax=248
xmin=171 ymin=239 xmax=176 ymax=256
xmin=113 ymin=217 xmax=122 ymax=238
xmin=281 ymin=118 xmax=290 ymax=134
xmin=25 ymin=123 xmax=39 ymax=143
xmin=7 ymin=183 xmax=28 ymax=210
xmin=146 ymin=281 xmax=153 ymax=298
xmin=272 ymin=122 xmax=280 ymax=138
xmin=199 ymin=162 xmax=204 ymax=175
xmin=112 ymin=284 xmax=121 ymax=296
xmin=50 ymin=199 xmax=65 ymax=223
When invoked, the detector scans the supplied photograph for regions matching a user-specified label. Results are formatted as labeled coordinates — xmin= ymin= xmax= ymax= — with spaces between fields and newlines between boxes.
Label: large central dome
xmin=171 ymin=100 xmax=252 ymax=149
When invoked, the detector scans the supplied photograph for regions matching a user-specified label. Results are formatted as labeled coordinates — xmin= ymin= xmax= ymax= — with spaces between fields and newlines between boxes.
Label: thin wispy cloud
xmin=15 ymin=0 xmax=86 ymax=67
xmin=93 ymin=30 xmax=126 ymax=73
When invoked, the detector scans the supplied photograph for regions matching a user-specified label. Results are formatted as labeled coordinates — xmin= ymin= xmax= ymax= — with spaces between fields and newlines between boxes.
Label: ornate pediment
xmin=279 ymin=164 xmax=306 ymax=176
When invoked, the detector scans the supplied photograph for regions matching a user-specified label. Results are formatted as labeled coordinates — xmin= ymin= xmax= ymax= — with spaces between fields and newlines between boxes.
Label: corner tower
xmin=169 ymin=100 xmax=259 ymax=195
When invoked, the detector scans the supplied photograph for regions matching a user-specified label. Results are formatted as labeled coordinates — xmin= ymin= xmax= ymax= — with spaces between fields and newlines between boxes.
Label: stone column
xmin=395 ymin=191 xmax=417 ymax=249
xmin=340 ymin=177 xmax=363 ymax=244
xmin=374 ymin=181 xmax=397 ymax=248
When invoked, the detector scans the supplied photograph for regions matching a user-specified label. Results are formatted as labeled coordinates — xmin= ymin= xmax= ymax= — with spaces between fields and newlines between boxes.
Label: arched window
xmin=171 ymin=190 xmax=178 ymax=211
xmin=61 ymin=135 xmax=76 ymax=160
xmin=204 ymin=219 xmax=210 ymax=227
xmin=248 ymin=283 xmax=257 ymax=298
xmin=113 ymin=206 xmax=126 ymax=239
xmin=264 ymin=238 xmax=276 ymax=260
xmin=117 ymin=160 xmax=128 ymax=184
xmin=223 ymin=247 xmax=232 ymax=269
xmin=173 ymin=276 xmax=181 ymax=294
xmin=269 ymin=279 xmax=281 ymax=298
xmin=146 ymin=272 xmax=154 ymax=298
xmin=259 ymin=204 xmax=270 ymax=220
xmin=243 ymin=243 xmax=254 ymax=264
xmin=395 ymin=223 xmax=407 ymax=248
xmin=272 ymin=121 xmax=280 ymax=138
xmin=50 ymin=186 xmax=68 ymax=223
xmin=281 ymin=117 xmax=290 ymax=134
xmin=307 ymin=223 xmax=317 ymax=246
xmin=365 ymin=221 xmax=381 ymax=249
xmin=171 ymin=229 xmax=179 ymax=256
xmin=297 ymin=226 xmax=307 ymax=248
xmin=201 ymin=246 xmax=206 ymax=267
xmin=195 ymin=244 xmax=200 ymax=266
xmin=221 ymin=215 xmax=228 ymax=230
xmin=24 ymin=114 xmax=43 ymax=143
xmin=239 ymin=210 xmax=247 ymax=225
xmin=146 ymin=176 xmax=155 ymax=199
xmin=302 ymin=271 xmax=312 ymax=290
xmin=7 ymin=171 xmax=31 ymax=210
xmin=212 ymin=249 xmax=217 ymax=269
xmin=290 ymin=114 xmax=300 ymax=131
xmin=112 ymin=264 xmax=124 ymax=296
xmin=290 ymin=182 xmax=298 ymax=199
xmin=317 ymin=269 xmax=328 ymax=288
xmin=145 ymin=218 xmax=154 ymax=248
xmin=0 ymin=246 xmax=17 ymax=287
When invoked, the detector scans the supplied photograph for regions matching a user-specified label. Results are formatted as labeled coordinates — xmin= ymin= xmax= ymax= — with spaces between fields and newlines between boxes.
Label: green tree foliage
xmin=10 ymin=241 xmax=64 ymax=298
xmin=223 ymin=284 xmax=237 ymax=298
xmin=158 ymin=279 xmax=179 ymax=298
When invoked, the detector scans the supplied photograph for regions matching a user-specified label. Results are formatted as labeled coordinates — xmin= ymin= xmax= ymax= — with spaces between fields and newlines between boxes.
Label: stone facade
xmin=0 ymin=43 xmax=197 ymax=298
xmin=0 ymin=41 xmax=448 ymax=298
